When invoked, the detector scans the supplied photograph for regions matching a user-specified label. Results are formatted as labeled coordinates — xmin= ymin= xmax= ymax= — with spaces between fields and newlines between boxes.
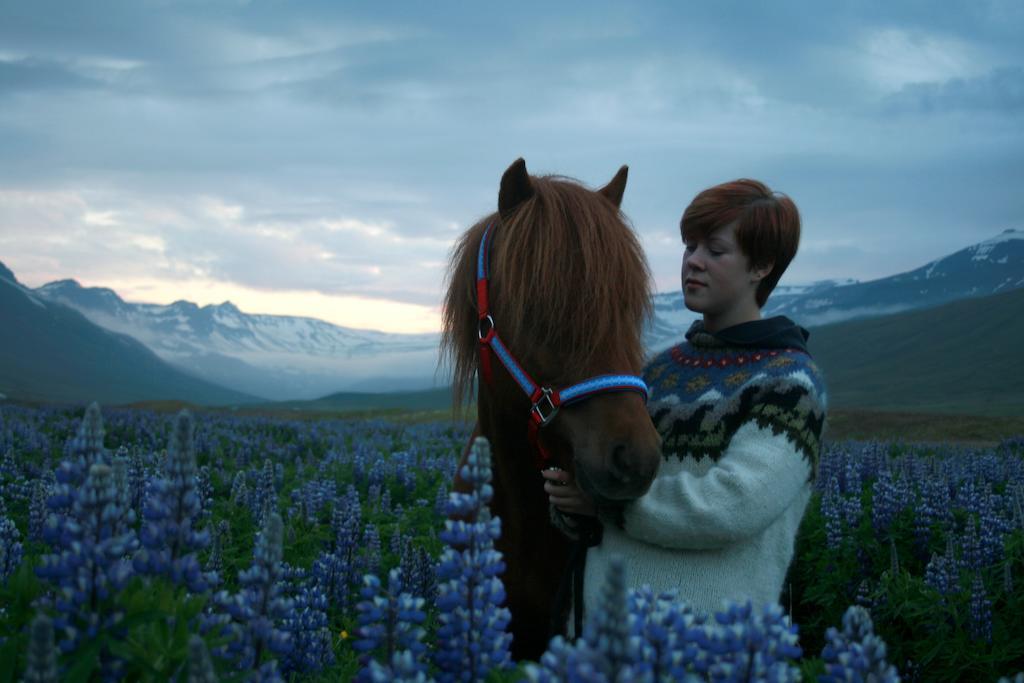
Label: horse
xmin=441 ymin=158 xmax=662 ymax=661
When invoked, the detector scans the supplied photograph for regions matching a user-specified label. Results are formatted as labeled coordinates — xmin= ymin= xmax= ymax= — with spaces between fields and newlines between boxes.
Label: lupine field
xmin=0 ymin=403 xmax=1022 ymax=682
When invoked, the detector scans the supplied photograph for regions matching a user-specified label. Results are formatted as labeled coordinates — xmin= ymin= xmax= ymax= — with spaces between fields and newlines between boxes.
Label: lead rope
xmin=549 ymin=515 xmax=602 ymax=640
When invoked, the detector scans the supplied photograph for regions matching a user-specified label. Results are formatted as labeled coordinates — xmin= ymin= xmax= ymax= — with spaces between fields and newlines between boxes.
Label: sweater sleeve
xmin=620 ymin=419 xmax=812 ymax=550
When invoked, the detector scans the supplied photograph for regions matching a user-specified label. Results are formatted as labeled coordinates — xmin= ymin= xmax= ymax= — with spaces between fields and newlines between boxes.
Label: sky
xmin=1 ymin=1 xmax=1022 ymax=334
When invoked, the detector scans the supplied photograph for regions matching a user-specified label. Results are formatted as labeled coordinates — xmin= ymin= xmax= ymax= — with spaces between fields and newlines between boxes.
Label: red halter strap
xmin=475 ymin=221 xmax=649 ymax=468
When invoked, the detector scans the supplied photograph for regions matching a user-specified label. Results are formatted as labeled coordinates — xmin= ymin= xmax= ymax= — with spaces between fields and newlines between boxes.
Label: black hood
xmin=685 ymin=316 xmax=810 ymax=353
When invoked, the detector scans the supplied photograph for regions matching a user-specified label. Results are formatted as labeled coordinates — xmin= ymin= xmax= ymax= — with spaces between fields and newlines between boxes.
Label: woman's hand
xmin=542 ymin=468 xmax=597 ymax=517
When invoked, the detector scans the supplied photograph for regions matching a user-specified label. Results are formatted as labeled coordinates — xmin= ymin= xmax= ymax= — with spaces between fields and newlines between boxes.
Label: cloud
xmin=0 ymin=1 xmax=1022 ymax=333
xmin=857 ymin=28 xmax=980 ymax=92
xmin=884 ymin=66 xmax=1024 ymax=114
xmin=0 ymin=56 xmax=99 ymax=94
xmin=0 ymin=186 xmax=452 ymax=308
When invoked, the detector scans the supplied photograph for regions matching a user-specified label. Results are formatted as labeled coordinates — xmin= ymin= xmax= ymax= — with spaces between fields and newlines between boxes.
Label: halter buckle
xmin=530 ymin=387 xmax=560 ymax=427
xmin=478 ymin=314 xmax=495 ymax=341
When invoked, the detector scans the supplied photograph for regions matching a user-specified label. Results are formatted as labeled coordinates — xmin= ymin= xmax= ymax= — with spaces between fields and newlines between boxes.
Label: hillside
xmin=808 ymin=286 xmax=1024 ymax=416
xmin=0 ymin=270 xmax=258 ymax=407
xmin=273 ymin=386 xmax=454 ymax=413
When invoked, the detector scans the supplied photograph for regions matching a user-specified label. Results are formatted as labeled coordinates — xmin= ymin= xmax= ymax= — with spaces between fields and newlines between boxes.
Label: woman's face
xmin=681 ymin=222 xmax=761 ymax=328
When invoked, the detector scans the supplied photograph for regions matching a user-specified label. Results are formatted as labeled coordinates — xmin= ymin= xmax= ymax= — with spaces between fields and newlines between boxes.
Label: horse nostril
xmin=611 ymin=443 xmax=632 ymax=484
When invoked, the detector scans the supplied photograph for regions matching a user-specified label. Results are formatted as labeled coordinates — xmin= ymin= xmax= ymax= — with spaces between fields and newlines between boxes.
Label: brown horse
xmin=441 ymin=158 xmax=662 ymax=661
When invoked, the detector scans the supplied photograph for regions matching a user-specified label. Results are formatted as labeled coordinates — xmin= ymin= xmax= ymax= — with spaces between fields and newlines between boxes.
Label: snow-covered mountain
xmin=1 ymin=266 xmax=255 ymax=406
xmin=33 ymin=282 xmax=442 ymax=400
xmin=645 ymin=228 xmax=1024 ymax=352
xmin=20 ymin=228 xmax=1024 ymax=399
xmin=644 ymin=279 xmax=857 ymax=352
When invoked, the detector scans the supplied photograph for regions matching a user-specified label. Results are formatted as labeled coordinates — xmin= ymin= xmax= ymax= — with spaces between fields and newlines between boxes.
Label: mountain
xmin=767 ymin=229 xmax=1024 ymax=326
xmin=645 ymin=229 xmax=1024 ymax=351
xmin=644 ymin=279 xmax=855 ymax=352
xmin=34 ymin=280 xmax=442 ymax=400
xmin=0 ymin=267 xmax=258 ymax=406
xmin=14 ymin=228 xmax=1024 ymax=402
xmin=806 ymin=286 xmax=1024 ymax=416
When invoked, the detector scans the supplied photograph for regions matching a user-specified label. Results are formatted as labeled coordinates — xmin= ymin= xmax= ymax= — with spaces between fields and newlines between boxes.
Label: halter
xmin=476 ymin=221 xmax=649 ymax=467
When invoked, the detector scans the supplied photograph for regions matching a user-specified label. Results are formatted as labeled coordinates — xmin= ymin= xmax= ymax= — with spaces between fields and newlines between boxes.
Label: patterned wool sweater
xmin=582 ymin=316 xmax=827 ymax=621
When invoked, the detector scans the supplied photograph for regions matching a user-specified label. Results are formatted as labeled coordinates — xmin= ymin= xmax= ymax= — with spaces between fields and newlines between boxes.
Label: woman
xmin=544 ymin=178 xmax=827 ymax=622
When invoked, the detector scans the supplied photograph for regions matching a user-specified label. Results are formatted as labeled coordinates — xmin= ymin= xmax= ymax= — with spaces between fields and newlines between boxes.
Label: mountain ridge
xmin=7 ymin=227 xmax=1023 ymax=401
xmin=646 ymin=228 xmax=1023 ymax=351
xmin=0 ymin=273 xmax=258 ymax=406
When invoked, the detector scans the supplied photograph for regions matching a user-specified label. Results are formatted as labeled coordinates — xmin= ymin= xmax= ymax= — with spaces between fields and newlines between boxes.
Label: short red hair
xmin=680 ymin=179 xmax=800 ymax=307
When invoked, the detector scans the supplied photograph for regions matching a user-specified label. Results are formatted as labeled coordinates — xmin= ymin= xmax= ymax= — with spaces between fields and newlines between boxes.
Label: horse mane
xmin=441 ymin=173 xmax=653 ymax=408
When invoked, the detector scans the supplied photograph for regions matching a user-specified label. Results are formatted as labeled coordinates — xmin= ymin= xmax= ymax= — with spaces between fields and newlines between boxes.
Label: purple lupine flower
xmin=978 ymin=491 xmax=1010 ymax=568
xmin=579 ymin=556 xmax=633 ymax=679
xmin=230 ymin=471 xmax=248 ymax=506
xmin=0 ymin=514 xmax=22 ymax=582
xmin=842 ymin=448 xmax=862 ymax=495
xmin=925 ymin=539 xmax=960 ymax=601
xmin=913 ymin=475 xmax=947 ymax=559
xmin=697 ymin=601 xmax=803 ymax=682
xmin=310 ymin=550 xmax=353 ymax=614
xmin=42 ymin=404 xmax=111 ymax=531
xmin=871 ymin=467 xmax=900 ymax=539
xmin=398 ymin=536 xmax=436 ymax=606
xmin=28 ymin=478 xmax=49 ymax=541
xmin=1009 ymin=485 xmax=1024 ymax=531
xmin=363 ymin=523 xmax=382 ymax=578
xmin=254 ymin=459 xmax=278 ymax=525
xmin=956 ymin=478 xmax=982 ymax=517
xmin=36 ymin=462 xmax=138 ymax=677
xmin=624 ymin=586 xmax=705 ymax=681
xmin=527 ymin=562 xmax=802 ymax=681
xmin=65 ymin=402 xmax=109 ymax=477
xmin=0 ymin=447 xmax=16 ymax=479
xmin=960 ymin=520 xmax=984 ymax=573
xmin=433 ymin=436 xmax=512 ymax=681
xmin=367 ymin=483 xmax=382 ymax=511
xmin=969 ymin=572 xmax=992 ymax=643
xmin=354 ymin=568 xmax=428 ymax=682
xmin=390 ymin=526 xmax=406 ymax=556
xmin=367 ymin=458 xmax=386 ymax=494
xmin=214 ymin=512 xmax=293 ymax=673
xmin=319 ymin=484 xmax=363 ymax=611
xmin=187 ymin=634 xmax=219 ymax=683
xmin=819 ymin=606 xmax=900 ymax=683
xmin=196 ymin=464 xmax=213 ymax=522
xmin=362 ymin=651 xmax=431 ymax=682
xmin=822 ymin=476 xmax=844 ymax=549
xmin=133 ymin=410 xmax=213 ymax=593
xmin=291 ymin=479 xmax=333 ymax=524
xmin=434 ymin=483 xmax=448 ymax=517
xmin=526 ymin=560 xmax=639 ymax=682
xmin=23 ymin=613 xmax=59 ymax=683
xmin=854 ymin=579 xmax=873 ymax=609
xmin=127 ymin=448 xmax=147 ymax=514
xmin=842 ymin=488 xmax=863 ymax=532
xmin=279 ymin=582 xmax=334 ymax=675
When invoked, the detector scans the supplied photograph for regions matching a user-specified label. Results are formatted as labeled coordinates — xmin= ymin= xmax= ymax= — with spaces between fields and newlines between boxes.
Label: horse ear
xmin=498 ymin=158 xmax=534 ymax=218
xmin=598 ymin=165 xmax=629 ymax=208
